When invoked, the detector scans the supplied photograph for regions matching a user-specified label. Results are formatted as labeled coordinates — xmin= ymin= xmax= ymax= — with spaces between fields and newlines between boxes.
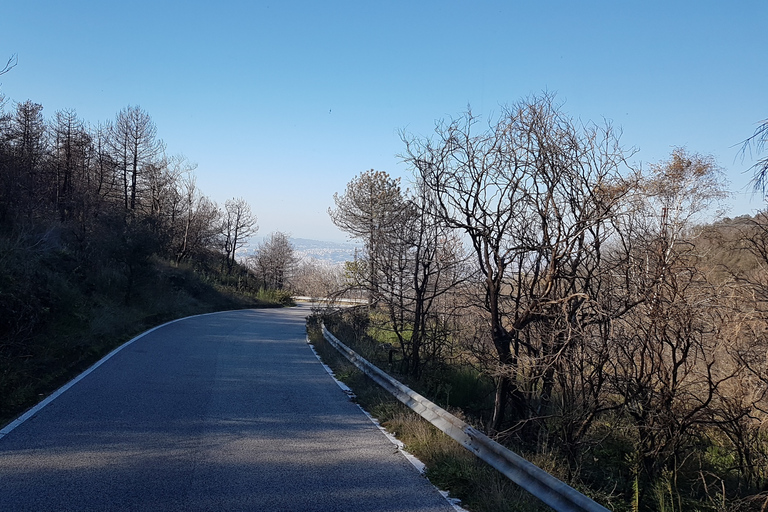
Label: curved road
xmin=0 ymin=305 xmax=455 ymax=511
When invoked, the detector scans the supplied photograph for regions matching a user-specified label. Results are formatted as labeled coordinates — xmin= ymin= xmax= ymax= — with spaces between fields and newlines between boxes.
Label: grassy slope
xmin=0 ymin=238 xmax=286 ymax=428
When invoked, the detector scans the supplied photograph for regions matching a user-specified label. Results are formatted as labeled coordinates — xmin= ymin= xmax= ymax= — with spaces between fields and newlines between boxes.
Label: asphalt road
xmin=0 ymin=305 xmax=456 ymax=511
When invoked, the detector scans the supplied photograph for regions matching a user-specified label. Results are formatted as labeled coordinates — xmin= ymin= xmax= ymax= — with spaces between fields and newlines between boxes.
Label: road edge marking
xmin=0 ymin=311 xmax=225 ymax=440
xmin=305 ymin=335 xmax=468 ymax=512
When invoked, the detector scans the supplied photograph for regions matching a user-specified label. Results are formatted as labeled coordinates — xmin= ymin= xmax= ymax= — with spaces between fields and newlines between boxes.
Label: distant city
xmin=242 ymin=237 xmax=359 ymax=266
xmin=290 ymin=238 xmax=360 ymax=265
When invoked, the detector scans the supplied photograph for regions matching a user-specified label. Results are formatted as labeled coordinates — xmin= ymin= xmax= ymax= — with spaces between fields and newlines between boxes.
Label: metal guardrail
xmin=293 ymin=296 xmax=368 ymax=305
xmin=321 ymin=324 xmax=610 ymax=512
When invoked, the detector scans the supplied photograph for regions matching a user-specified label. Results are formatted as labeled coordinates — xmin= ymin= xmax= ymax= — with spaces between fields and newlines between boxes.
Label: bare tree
xmin=402 ymin=93 xmax=633 ymax=432
xmin=374 ymin=181 xmax=468 ymax=376
xmin=220 ymin=197 xmax=257 ymax=273
xmin=88 ymin=121 xmax=120 ymax=209
xmin=602 ymin=149 xmax=734 ymax=503
xmin=330 ymin=168 xmax=469 ymax=376
xmin=292 ymin=259 xmax=345 ymax=298
xmin=609 ymin=272 xmax=736 ymax=505
xmin=51 ymin=109 xmax=91 ymax=221
xmin=329 ymin=169 xmax=405 ymax=303
xmin=715 ymin=211 xmax=768 ymax=491
xmin=0 ymin=54 xmax=16 ymax=76
xmin=3 ymin=101 xmax=48 ymax=222
xmin=140 ymin=154 xmax=198 ymax=251
xmin=740 ymin=119 xmax=768 ymax=194
xmin=172 ymin=175 xmax=220 ymax=263
xmin=251 ymin=231 xmax=297 ymax=290
xmin=111 ymin=105 xmax=165 ymax=212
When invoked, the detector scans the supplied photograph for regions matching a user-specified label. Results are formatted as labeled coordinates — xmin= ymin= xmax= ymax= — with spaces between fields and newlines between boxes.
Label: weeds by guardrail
xmin=322 ymin=323 xmax=609 ymax=512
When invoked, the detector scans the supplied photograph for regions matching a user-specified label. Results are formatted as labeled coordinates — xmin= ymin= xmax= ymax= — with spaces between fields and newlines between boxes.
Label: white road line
xmin=0 ymin=312 xmax=220 ymax=439
xmin=305 ymin=336 xmax=468 ymax=512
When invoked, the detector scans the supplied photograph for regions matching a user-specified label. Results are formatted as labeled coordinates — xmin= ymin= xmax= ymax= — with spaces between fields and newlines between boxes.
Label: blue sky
xmin=1 ymin=1 xmax=765 ymax=242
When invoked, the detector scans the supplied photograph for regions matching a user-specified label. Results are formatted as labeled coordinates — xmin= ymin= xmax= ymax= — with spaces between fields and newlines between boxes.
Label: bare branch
xmin=739 ymin=119 xmax=768 ymax=194
xmin=0 ymin=54 xmax=17 ymax=76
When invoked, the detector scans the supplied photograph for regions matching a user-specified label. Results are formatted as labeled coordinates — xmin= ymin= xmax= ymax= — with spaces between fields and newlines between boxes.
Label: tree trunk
xmin=489 ymin=283 xmax=516 ymax=432
xmin=492 ymin=375 xmax=510 ymax=433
